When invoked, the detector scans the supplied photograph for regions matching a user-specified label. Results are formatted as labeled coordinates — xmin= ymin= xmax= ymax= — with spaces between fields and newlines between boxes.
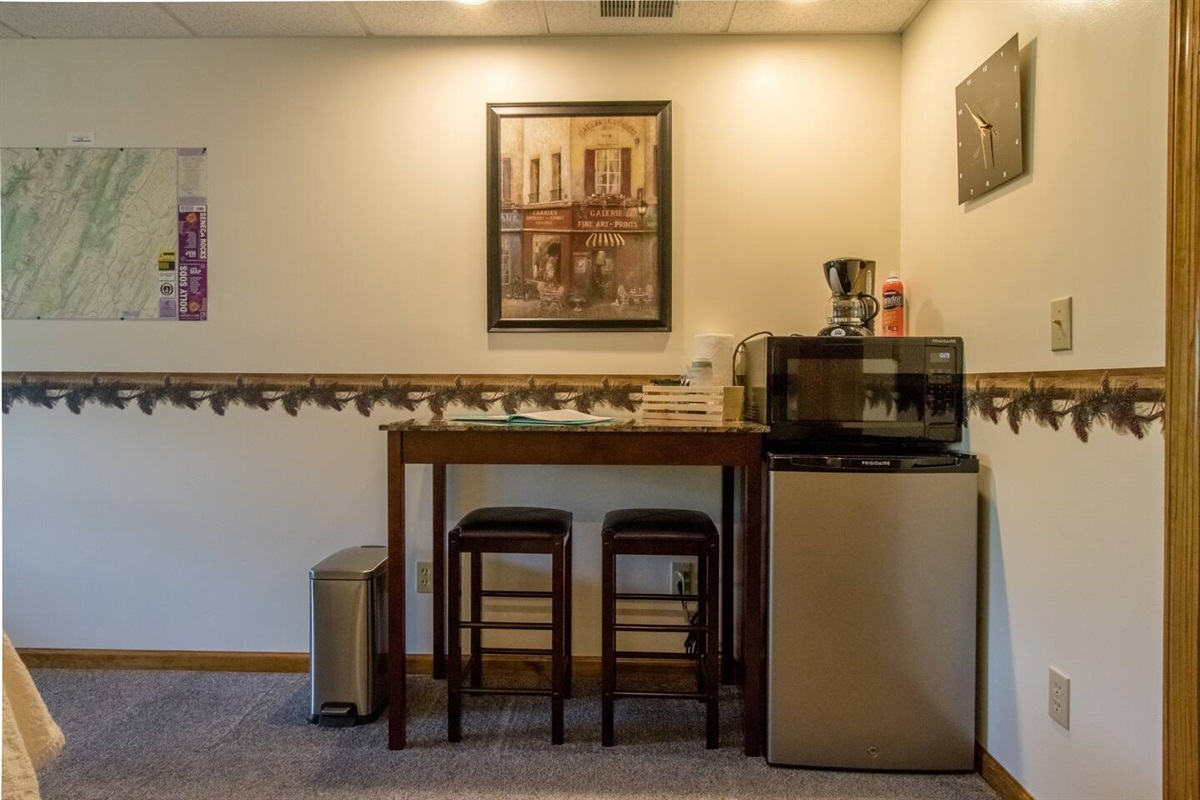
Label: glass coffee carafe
xmin=819 ymin=294 xmax=879 ymax=337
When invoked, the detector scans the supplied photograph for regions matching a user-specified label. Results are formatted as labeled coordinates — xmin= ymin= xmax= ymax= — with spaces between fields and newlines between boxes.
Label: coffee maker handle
xmin=862 ymin=295 xmax=880 ymax=322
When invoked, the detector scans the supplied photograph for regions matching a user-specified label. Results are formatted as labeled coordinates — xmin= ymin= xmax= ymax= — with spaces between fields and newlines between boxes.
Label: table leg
xmin=387 ymin=431 xmax=407 ymax=750
xmin=432 ymin=464 xmax=447 ymax=680
xmin=720 ymin=466 xmax=735 ymax=685
xmin=741 ymin=456 xmax=766 ymax=757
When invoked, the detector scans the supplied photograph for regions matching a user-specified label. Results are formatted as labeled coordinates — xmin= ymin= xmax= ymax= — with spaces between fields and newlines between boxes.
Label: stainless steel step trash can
xmin=309 ymin=545 xmax=388 ymax=727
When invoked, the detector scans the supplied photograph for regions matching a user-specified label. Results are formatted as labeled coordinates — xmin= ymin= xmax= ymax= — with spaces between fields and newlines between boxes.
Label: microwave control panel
xmin=925 ymin=345 xmax=962 ymax=426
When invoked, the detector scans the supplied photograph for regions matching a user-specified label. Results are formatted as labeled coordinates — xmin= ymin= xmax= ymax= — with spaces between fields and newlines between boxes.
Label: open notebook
xmin=448 ymin=409 xmax=612 ymax=425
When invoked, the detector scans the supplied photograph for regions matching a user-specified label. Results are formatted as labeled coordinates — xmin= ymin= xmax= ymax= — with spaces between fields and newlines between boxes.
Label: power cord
xmin=732 ymin=330 xmax=773 ymax=386
xmin=676 ymin=567 xmax=702 ymax=657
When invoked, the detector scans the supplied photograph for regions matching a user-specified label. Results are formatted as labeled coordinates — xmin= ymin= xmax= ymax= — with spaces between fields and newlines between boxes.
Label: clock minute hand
xmin=965 ymin=103 xmax=996 ymax=170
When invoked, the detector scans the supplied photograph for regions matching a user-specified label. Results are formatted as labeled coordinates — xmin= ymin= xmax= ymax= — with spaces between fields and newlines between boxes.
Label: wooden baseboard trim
xmin=976 ymin=742 xmax=1036 ymax=800
xmin=14 ymin=649 xmax=693 ymax=681
xmin=17 ymin=648 xmax=313 ymax=673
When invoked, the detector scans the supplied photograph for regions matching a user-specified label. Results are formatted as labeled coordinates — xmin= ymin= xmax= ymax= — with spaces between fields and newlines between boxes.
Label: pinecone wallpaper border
xmin=1 ymin=368 xmax=1165 ymax=443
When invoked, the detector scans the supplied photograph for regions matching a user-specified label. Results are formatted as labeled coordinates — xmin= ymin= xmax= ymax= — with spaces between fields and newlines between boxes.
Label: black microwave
xmin=742 ymin=336 xmax=965 ymax=445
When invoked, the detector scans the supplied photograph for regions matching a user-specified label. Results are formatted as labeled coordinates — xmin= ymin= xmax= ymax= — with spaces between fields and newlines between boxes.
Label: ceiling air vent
xmin=599 ymin=0 xmax=636 ymax=17
xmin=637 ymin=0 xmax=675 ymax=18
xmin=598 ymin=0 xmax=676 ymax=19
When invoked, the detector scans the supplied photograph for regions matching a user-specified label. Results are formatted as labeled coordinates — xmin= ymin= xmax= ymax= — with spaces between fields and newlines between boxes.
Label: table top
xmin=378 ymin=418 xmax=769 ymax=434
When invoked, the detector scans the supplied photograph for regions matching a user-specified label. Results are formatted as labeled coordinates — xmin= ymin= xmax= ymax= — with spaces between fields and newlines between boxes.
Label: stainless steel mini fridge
xmin=766 ymin=452 xmax=979 ymax=771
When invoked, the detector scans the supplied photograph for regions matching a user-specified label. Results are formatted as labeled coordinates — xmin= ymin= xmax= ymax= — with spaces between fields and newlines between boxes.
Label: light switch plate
xmin=1051 ymin=296 xmax=1073 ymax=351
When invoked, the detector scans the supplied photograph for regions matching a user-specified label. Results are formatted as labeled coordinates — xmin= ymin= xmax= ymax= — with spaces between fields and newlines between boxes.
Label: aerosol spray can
xmin=881 ymin=272 xmax=906 ymax=337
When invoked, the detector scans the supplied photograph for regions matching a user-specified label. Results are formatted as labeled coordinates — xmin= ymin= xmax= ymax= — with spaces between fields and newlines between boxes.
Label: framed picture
xmin=486 ymin=101 xmax=671 ymax=332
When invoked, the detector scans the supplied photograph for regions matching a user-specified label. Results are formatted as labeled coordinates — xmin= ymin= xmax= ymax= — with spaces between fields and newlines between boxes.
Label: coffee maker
xmin=818 ymin=257 xmax=879 ymax=337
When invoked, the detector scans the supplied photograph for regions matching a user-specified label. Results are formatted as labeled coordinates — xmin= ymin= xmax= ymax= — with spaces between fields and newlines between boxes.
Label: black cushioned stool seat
xmin=448 ymin=506 xmax=572 ymax=745
xmin=601 ymin=508 xmax=720 ymax=749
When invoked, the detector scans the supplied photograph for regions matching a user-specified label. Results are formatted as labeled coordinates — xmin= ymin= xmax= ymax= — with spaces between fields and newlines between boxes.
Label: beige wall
xmin=0 ymin=35 xmax=900 ymax=372
xmin=0 ymin=36 xmax=900 ymax=654
xmin=900 ymin=2 xmax=1168 ymax=798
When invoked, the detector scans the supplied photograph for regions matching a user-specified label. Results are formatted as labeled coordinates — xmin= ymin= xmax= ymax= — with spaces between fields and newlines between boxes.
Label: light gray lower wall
xmin=1 ymin=403 xmax=722 ymax=655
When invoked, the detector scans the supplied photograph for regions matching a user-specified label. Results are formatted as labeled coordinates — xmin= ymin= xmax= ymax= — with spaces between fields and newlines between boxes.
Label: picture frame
xmin=486 ymin=101 xmax=672 ymax=332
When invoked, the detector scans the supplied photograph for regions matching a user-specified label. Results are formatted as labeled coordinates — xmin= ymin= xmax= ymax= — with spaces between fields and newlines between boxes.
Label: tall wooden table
xmin=380 ymin=419 xmax=768 ymax=756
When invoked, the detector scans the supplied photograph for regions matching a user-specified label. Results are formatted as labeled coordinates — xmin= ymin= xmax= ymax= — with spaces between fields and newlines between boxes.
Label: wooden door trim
xmin=1165 ymin=0 xmax=1199 ymax=797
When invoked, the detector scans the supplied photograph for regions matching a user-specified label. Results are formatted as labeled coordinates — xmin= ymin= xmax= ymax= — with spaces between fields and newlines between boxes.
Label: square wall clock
xmin=956 ymin=33 xmax=1025 ymax=204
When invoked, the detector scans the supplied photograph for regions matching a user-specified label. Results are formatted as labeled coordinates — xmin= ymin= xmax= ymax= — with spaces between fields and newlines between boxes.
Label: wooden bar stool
xmin=447 ymin=506 xmax=572 ymax=745
xmin=601 ymin=508 xmax=720 ymax=749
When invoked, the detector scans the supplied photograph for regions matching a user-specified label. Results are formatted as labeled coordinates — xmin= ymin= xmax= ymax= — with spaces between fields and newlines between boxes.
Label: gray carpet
xmin=31 ymin=668 xmax=999 ymax=800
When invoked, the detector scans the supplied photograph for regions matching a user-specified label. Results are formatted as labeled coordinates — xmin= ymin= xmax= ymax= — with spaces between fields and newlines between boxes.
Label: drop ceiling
xmin=0 ymin=0 xmax=928 ymax=39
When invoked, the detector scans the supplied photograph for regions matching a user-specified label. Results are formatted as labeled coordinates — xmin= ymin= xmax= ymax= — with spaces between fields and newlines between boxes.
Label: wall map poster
xmin=1 ymin=147 xmax=208 ymax=320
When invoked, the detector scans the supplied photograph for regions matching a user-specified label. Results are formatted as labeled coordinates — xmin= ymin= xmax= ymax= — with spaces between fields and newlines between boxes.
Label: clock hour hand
xmin=964 ymin=103 xmax=991 ymax=130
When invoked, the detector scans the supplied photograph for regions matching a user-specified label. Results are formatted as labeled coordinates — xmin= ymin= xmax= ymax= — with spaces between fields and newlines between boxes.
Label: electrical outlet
xmin=671 ymin=561 xmax=696 ymax=595
xmin=1049 ymin=667 xmax=1071 ymax=729
xmin=416 ymin=561 xmax=433 ymax=594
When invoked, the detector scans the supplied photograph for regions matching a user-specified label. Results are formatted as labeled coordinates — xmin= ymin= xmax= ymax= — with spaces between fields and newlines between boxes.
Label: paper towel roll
xmin=692 ymin=333 xmax=735 ymax=387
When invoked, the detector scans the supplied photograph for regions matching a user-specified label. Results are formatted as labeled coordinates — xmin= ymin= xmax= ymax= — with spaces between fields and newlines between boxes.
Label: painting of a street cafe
xmin=486 ymin=102 xmax=671 ymax=331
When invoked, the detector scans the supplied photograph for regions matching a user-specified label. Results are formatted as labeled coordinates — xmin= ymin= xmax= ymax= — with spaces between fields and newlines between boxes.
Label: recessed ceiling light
xmin=455 ymin=0 xmax=491 ymax=5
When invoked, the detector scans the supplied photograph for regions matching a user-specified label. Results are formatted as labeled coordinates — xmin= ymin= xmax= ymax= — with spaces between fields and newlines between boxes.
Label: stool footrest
xmin=612 ymin=690 xmax=709 ymax=701
xmin=614 ymin=622 xmax=706 ymax=634
xmin=477 ymin=646 xmax=554 ymax=657
xmin=460 ymin=621 xmax=552 ymax=631
xmin=615 ymin=592 xmax=699 ymax=602
xmin=479 ymin=590 xmax=553 ymax=599
xmin=614 ymin=650 xmax=699 ymax=661
xmin=460 ymin=687 xmax=552 ymax=698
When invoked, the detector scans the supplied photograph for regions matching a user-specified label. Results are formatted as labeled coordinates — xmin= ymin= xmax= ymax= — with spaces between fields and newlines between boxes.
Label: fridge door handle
xmin=769 ymin=454 xmax=966 ymax=471
xmin=908 ymin=456 xmax=961 ymax=469
xmin=772 ymin=456 xmax=844 ymax=469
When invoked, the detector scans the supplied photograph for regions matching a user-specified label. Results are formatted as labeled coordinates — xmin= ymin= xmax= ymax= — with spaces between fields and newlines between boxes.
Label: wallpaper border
xmin=966 ymin=367 xmax=1165 ymax=442
xmin=1 ymin=367 xmax=1166 ymax=442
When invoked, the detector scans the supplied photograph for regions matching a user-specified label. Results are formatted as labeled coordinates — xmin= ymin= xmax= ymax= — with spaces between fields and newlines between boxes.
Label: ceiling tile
xmin=352 ymin=0 xmax=544 ymax=37
xmin=0 ymin=0 xmax=932 ymax=39
xmin=542 ymin=0 xmax=736 ymax=35
xmin=0 ymin=2 xmax=191 ymax=38
xmin=164 ymin=2 xmax=367 ymax=37
xmin=728 ymin=0 xmax=927 ymax=34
